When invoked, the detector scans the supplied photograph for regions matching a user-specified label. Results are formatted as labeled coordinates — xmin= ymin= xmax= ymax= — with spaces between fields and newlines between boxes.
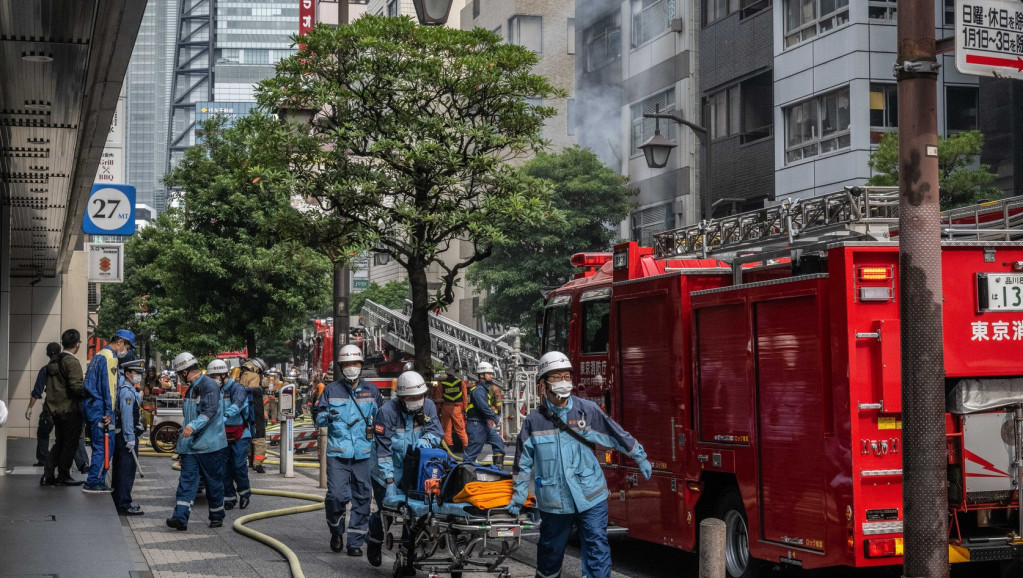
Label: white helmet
xmin=337 ymin=344 xmax=363 ymax=364
xmin=395 ymin=371 xmax=428 ymax=397
xmin=206 ymin=359 xmax=229 ymax=375
xmin=475 ymin=361 xmax=495 ymax=375
xmin=172 ymin=352 xmax=199 ymax=373
xmin=287 ymin=368 xmax=299 ymax=381
xmin=538 ymin=351 xmax=572 ymax=379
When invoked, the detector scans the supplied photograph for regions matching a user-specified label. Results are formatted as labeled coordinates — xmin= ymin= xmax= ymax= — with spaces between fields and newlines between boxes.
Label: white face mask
xmin=548 ymin=381 xmax=573 ymax=400
xmin=342 ymin=366 xmax=361 ymax=381
xmin=130 ymin=374 xmax=142 ymax=385
xmin=403 ymin=398 xmax=424 ymax=413
xmin=117 ymin=348 xmax=129 ymax=359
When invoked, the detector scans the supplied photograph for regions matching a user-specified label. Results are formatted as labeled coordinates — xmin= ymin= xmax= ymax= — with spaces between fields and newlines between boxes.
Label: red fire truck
xmin=540 ymin=187 xmax=1023 ymax=576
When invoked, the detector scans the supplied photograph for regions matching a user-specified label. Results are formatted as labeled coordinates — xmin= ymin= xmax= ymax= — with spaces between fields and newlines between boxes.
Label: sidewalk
xmin=0 ymin=437 xmax=149 ymax=577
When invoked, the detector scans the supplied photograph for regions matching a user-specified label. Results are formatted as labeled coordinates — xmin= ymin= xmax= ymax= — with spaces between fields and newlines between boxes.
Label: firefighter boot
xmin=492 ymin=453 xmax=505 ymax=471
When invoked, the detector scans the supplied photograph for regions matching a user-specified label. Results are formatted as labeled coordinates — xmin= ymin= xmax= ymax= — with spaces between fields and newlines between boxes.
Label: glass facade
xmin=214 ymin=1 xmax=299 ymax=102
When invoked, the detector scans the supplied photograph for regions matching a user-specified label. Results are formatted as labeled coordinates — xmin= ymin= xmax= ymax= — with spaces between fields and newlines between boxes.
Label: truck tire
xmin=714 ymin=489 xmax=760 ymax=578
xmin=150 ymin=421 xmax=181 ymax=454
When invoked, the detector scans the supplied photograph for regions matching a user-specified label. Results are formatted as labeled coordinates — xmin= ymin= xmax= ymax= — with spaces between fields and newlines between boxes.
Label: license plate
xmin=977 ymin=273 xmax=1023 ymax=312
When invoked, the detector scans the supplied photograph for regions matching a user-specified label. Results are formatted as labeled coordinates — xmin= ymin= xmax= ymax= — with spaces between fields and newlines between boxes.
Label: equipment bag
xmin=440 ymin=462 xmax=511 ymax=504
xmin=399 ymin=448 xmax=452 ymax=494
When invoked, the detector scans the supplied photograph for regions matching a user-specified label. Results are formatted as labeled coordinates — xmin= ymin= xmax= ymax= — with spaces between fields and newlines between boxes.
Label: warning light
xmin=858 ymin=266 xmax=891 ymax=281
xmin=571 ymin=253 xmax=613 ymax=268
xmin=864 ymin=537 xmax=903 ymax=558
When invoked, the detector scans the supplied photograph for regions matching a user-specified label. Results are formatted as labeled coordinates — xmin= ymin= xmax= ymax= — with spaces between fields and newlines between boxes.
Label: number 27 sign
xmin=83 ymin=184 xmax=136 ymax=236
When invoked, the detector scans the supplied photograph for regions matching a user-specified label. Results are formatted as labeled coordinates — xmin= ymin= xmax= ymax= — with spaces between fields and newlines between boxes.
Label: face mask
xmin=130 ymin=374 xmax=142 ymax=385
xmin=403 ymin=398 xmax=425 ymax=413
xmin=342 ymin=366 xmax=361 ymax=381
xmin=117 ymin=348 xmax=129 ymax=359
xmin=548 ymin=380 xmax=573 ymax=399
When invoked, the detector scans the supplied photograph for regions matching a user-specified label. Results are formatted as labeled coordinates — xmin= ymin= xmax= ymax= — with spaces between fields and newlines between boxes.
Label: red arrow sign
xmin=965 ymin=54 xmax=1023 ymax=72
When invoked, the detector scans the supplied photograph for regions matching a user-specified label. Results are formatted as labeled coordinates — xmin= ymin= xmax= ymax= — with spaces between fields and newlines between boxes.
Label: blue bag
xmin=399 ymin=447 xmax=453 ymax=494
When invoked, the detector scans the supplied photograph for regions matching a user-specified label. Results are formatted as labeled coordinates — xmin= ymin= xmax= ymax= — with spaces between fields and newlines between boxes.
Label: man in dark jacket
xmin=40 ymin=329 xmax=87 ymax=486
xmin=27 ymin=343 xmax=61 ymax=466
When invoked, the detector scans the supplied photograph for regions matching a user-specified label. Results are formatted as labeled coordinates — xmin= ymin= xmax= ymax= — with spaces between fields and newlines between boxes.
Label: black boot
xmin=330 ymin=534 xmax=343 ymax=552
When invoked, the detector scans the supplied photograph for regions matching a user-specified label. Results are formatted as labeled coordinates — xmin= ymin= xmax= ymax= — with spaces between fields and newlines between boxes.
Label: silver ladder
xmin=360 ymin=299 xmax=540 ymax=438
xmin=653 ymin=186 xmax=1023 ymax=262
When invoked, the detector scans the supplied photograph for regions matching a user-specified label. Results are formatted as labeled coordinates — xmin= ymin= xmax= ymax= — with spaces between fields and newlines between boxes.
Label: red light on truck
xmin=570 ymin=253 xmax=613 ymax=268
xmin=858 ymin=267 xmax=891 ymax=281
xmin=864 ymin=537 xmax=903 ymax=558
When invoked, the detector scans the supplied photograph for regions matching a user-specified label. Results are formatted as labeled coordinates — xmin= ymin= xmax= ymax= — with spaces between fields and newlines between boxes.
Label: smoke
xmin=574 ymin=0 xmax=625 ymax=173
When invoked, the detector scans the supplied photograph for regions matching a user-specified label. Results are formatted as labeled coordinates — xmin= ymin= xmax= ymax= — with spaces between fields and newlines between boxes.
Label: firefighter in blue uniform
xmin=112 ymin=358 xmax=145 ymax=515
xmin=507 ymin=351 xmax=652 ymax=578
xmin=209 ymin=359 xmax=252 ymax=510
xmin=365 ymin=370 xmax=444 ymax=568
xmin=463 ymin=361 xmax=505 ymax=469
xmin=314 ymin=344 xmax=383 ymax=556
xmin=166 ymin=352 xmax=228 ymax=531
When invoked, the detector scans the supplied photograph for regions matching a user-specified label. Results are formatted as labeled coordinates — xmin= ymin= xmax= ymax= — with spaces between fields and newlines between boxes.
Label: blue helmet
xmin=113 ymin=329 xmax=136 ymax=349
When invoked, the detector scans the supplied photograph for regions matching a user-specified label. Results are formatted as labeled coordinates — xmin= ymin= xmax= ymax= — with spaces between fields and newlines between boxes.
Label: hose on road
xmin=233 ymin=489 xmax=325 ymax=578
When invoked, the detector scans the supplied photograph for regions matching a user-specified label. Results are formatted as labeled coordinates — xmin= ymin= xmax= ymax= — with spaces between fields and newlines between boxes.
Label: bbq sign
xmin=956 ymin=0 xmax=1023 ymax=80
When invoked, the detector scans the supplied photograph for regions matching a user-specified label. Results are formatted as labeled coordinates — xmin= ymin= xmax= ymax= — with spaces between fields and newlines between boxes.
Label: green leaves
xmin=867 ymin=130 xmax=1001 ymax=210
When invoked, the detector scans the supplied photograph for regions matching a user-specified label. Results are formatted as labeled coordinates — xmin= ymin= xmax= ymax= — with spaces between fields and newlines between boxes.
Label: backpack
xmin=399 ymin=447 xmax=453 ymax=495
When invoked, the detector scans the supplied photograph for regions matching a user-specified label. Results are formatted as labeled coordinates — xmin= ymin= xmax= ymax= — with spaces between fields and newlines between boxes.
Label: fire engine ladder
xmin=360 ymin=299 xmax=540 ymax=438
xmin=653 ymin=187 xmax=1023 ymax=283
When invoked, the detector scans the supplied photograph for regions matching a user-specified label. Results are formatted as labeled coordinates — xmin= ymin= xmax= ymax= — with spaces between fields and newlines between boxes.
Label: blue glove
xmin=415 ymin=437 xmax=433 ymax=449
xmin=638 ymin=459 xmax=652 ymax=481
xmin=328 ymin=409 xmax=339 ymax=421
xmin=505 ymin=502 xmax=521 ymax=516
xmin=385 ymin=482 xmax=398 ymax=499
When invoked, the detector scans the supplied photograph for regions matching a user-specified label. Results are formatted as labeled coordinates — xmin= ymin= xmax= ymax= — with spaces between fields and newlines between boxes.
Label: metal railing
xmin=941 ymin=197 xmax=1023 ymax=241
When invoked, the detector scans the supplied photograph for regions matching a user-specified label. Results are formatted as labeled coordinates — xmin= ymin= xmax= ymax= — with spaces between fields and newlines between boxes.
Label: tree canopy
xmin=469 ymin=147 xmax=633 ymax=354
xmin=867 ymin=130 xmax=1001 ymax=210
xmin=256 ymin=16 xmax=563 ymax=372
xmin=97 ymin=113 xmax=332 ymax=359
xmin=350 ymin=280 xmax=410 ymax=315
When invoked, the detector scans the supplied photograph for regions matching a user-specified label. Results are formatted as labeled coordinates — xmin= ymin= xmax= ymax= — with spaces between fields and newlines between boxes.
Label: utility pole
xmin=331 ymin=1 xmax=351 ymax=365
xmin=896 ymin=1 xmax=947 ymax=577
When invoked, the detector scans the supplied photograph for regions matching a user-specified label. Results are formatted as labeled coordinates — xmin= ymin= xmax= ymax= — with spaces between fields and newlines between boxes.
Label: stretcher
xmin=380 ymin=492 xmax=539 ymax=578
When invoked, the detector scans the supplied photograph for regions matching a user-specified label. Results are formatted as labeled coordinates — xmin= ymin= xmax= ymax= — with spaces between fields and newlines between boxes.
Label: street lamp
xmin=639 ymin=103 xmax=713 ymax=220
xmin=413 ymin=0 xmax=454 ymax=26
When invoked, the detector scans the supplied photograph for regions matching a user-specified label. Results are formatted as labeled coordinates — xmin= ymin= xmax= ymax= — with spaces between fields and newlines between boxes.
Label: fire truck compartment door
xmin=755 ymin=296 xmax=828 ymax=551
xmin=961 ymin=412 xmax=1016 ymax=495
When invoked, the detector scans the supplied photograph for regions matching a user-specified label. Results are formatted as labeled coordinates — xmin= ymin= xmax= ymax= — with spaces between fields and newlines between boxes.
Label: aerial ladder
xmin=360 ymin=299 xmax=540 ymax=438
xmin=653 ymin=186 xmax=1023 ymax=282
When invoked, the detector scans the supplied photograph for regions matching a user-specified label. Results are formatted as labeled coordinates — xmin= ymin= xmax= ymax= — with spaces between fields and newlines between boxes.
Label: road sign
xmin=955 ymin=0 xmax=1023 ymax=80
xmin=83 ymin=184 xmax=136 ymax=235
xmin=352 ymin=279 xmax=370 ymax=291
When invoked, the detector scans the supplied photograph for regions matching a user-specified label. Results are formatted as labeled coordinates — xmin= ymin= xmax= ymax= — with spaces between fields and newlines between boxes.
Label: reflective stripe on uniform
xmin=176 ymin=501 xmax=192 ymax=507
xmin=209 ymin=506 xmax=225 ymax=513
xmin=537 ymin=570 xmax=561 ymax=578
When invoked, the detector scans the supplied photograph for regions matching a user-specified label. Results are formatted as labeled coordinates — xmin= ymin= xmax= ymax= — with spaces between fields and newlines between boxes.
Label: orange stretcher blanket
xmin=451 ymin=480 xmax=535 ymax=510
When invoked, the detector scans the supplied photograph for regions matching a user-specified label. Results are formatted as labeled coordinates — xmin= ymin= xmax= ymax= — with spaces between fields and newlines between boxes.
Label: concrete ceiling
xmin=0 ymin=0 xmax=146 ymax=277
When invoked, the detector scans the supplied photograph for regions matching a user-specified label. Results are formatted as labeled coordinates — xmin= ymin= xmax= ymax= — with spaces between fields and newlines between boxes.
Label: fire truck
xmin=541 ymin=187 xmax=1023 ymax=576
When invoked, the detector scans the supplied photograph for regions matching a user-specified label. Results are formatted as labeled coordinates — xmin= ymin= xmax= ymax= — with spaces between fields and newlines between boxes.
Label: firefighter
xmin=209 ymin=359 xmax=251 ymax=510
xmin=507 ymin=351 xmax=652 ymax=578
xmin=167 ymin=352 xmax=228 ymax=531
xmin=314 ymin=344 xmax=383 ymax=556
xmin=437 ymin=372 xmax=469 ymax=451
xmin=366 ymin=370 xmax=444 ymax=568
xmin=265 ymin=369 xmax=280 ymax=425
xmin=239 ymin=358 xmax=268 ymax=473
xmin=463 ymin=361 xmax=506 ymax=469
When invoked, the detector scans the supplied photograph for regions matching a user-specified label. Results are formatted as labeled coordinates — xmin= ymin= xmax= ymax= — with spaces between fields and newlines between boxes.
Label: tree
xmin=468 ymin=147 xmax=633 ymax=354
xmin=257 ymin=16 xmax=563 ymax=373
xmin=97 ymin=113 xmax=332 ymax=357
xmin=350 ymin=280 xmax=410 ymax=315
xmin=867 ymin=130 xmax=1001 ymax=210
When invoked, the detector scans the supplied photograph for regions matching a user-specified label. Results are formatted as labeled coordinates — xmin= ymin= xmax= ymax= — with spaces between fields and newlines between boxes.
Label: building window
xmin=567 ymin=98 xmax=576 ymax=136
xmin=509 ymin=15 xmax=543 ymax=54
xmin=631 ymin=0 xmax=672 ymax=48
xmin=473 ymin=0 xmax=480 ymax=19
xmin=784 ymin=87 xmax=851 ymax=163
xmin=944 ymin=0 xmax=955 ymax=26
xmin=869 ymin=83 xmax=898 ymax=131
xmin=567 ymin=18 xmax=576 ymax=54
xmin=704 ymin=0 xmax=740 ymax=26
xmin=709 ymin=86 xmax=741 ymax=140
xmin=584 ymin=12 xmax=622 ymax=72
xmin=868 ymin=1 xmax=896 ymax=21
xmin=387 ymin=0 xmax=399 ymax=17
xmin=631 ymin=203 xmax=675 ymax=246
xmin=946 ymin=86 xmax=979 ymax=133
xmin=631 ymin=88 xmax=677 ymax=156
xmin=784 ymin=0 xmax=849 ymax=47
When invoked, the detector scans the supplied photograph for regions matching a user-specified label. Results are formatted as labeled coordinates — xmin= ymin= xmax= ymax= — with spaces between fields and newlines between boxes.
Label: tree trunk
xmin=407 ymin=264 xmax=433 ymax=375
xmin=246 ymin=330 xmax=257 ymax=358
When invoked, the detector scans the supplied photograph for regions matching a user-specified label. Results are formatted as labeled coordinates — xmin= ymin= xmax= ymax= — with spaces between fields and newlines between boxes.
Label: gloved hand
xmin=126 ymin=440 xmax=136 ymax=452
xmin=415 ymin=438 xmax=433 ymax=449
xmin=505 ymin=502 xmax=522 ymax=517
xmin=25 ymin=408 xmax=31 ymax=421
xmin=328 ymin=409 xmax=339 ymax=421
xmin=385 ymin=482 xmax=398 ymax=499
xmin=638 ymin=459 xmax=652 ymax=481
